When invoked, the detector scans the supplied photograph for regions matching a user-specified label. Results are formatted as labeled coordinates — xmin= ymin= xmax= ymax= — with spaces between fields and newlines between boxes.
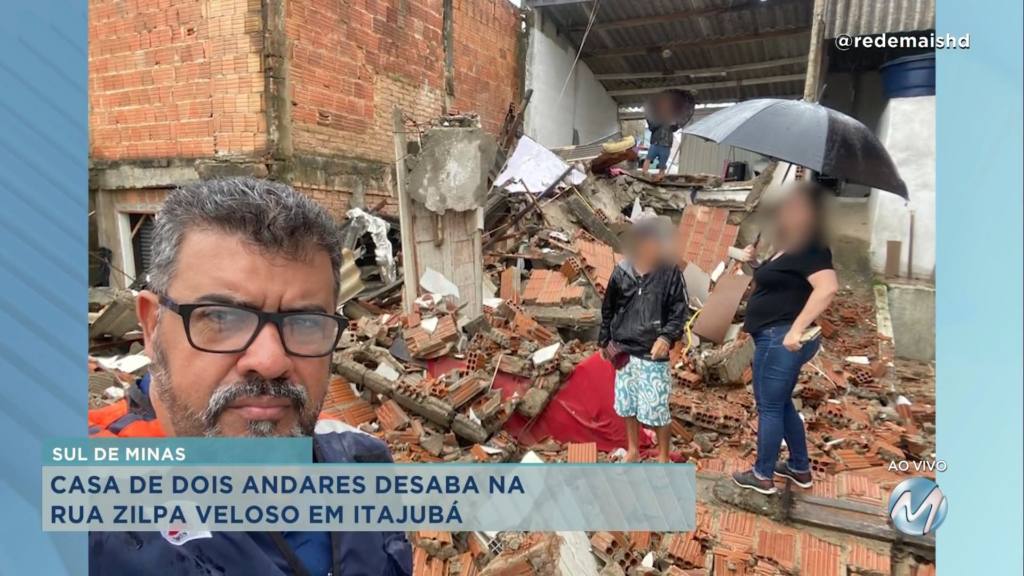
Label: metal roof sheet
xmin=529 ymin=0 xmax=815 ymax=104
xmin=824 ymin=0 xmax=935 ymax=39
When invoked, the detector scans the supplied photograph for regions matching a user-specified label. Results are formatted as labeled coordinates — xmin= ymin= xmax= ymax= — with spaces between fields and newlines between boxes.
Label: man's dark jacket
xmin=599 ymin=259 xmax=689 ymax=359
xmin=88 ymin=381 xmax=413 ymax=576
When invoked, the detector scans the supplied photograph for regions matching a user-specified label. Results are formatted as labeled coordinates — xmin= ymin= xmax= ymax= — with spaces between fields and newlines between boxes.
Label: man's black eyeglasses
xmin=158 ymin=295 xmax=348 ymax=358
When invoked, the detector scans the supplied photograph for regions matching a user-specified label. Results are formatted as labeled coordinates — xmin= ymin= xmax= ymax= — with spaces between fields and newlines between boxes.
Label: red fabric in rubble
xmin=428 ymin=352 xmax=654 ymax=452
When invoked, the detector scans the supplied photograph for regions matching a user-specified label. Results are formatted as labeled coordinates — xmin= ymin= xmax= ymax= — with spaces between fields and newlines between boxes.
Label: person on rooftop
xmin=642 ymin=94 xmax=679 ymax=183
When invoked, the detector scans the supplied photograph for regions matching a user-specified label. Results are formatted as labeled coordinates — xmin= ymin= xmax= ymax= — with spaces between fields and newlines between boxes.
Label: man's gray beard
xmin=149 ymin=335 xmax=323 ymax=438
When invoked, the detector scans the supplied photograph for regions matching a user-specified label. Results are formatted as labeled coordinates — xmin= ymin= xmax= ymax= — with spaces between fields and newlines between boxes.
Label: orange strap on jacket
xmin=88 ymin=400 xmax=166 ymax=438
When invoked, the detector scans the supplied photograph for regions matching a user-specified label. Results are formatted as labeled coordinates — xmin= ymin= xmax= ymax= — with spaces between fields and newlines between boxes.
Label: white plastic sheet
xmin=494 ymin=136 xmax=586 ymax=193
xmin=346 ymin=208 xmax=396 ymax=284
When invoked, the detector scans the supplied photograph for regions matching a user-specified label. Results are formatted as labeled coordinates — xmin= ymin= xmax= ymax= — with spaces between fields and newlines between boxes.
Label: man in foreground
xmin=598 ymin=218 xmax=689 ymax=463
xmin=88 ymin=178 xmax=412 ymax=576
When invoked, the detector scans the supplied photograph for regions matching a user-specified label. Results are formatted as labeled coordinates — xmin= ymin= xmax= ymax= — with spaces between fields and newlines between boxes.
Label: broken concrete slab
xmin=702 ymin=337 xmax=754 ymax=385
xmin=88 ymin=287 xmax=117 ymax=311
xmin=406 ymin=124 xmax=497 ymax=214
xmin=89 ymin=292 xmax=141 ymax=340
xmin=567 ymin=193 xmax=623 ymax=253
xmin=332 ymin=356 xmax=397 ymax=397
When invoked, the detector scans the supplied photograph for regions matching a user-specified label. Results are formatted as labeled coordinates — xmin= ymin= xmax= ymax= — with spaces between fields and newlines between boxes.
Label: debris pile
xmin=86 ymin=111 xmax=936 ymax=576
xmin=329 ymin=285 xmax=600 ymax=462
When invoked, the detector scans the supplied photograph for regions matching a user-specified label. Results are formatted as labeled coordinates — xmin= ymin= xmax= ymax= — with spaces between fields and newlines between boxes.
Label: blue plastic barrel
xmin=879 ymin=53 xmax=936 ymax=99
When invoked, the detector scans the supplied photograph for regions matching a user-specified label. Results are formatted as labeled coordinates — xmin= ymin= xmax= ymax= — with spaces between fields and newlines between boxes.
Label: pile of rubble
xmin=85 ymin=115 xmax=937 ymax=576
xmin=404 ymin=518 xmax=937 ymax=576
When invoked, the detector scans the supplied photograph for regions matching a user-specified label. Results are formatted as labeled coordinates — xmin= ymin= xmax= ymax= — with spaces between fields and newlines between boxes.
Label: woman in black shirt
xmin=732 ymin=182 xmax=839 ymax=495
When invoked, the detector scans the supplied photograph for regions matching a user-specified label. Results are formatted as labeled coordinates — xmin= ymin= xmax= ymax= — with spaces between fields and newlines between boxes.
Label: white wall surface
xmin=673 ymin=132 xmax=768 ymax=177
xmin=523 ymin=13 xmax=619 ymax=148
xmin=868 ymin=96 xmax=936 ymax=279
xmin=638 ymin=106 xmax=770 ymax=176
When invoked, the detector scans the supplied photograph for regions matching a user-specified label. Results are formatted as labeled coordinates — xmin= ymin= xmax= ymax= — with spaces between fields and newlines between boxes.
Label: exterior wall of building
xmin=673 ymin=133 xmax=767 ymax=178
xmin=285 ymin=0 xmax=522 ymax=219
xmin=89 ymin=0 xmax=267 ymax=160
xmin=286 ymin=0 xmax=447 ymax=165
xmin=88 ymin=0 xmax=524 ymax=269
xmin=868 ymin=96 xmax=936 ymax=279
xmin=523 ymin=12 xmax=618 ymax=148
xmin=623 ymin=108 xmax=768 ymax=177
xmin=451 ymin=0 xmax=524 ymax=136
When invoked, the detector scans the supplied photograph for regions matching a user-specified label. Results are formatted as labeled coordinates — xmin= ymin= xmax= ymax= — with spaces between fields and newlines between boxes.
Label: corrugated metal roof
xmin=529 ymin=0 xmax=935 ymax=106
xmin=580 ymin=0 xmax=812 ymax=57
xmin=824 ymin=0 xmax=935 ymax=39
xmin=530 ymin=0 xmax=815 ymax=105
xmin=613 ymin=78 xmax=806 ymax=107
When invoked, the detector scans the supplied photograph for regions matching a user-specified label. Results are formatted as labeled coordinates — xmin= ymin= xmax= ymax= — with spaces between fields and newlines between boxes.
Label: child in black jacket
xmin=598 ymin=218 xmax=689 ymax=463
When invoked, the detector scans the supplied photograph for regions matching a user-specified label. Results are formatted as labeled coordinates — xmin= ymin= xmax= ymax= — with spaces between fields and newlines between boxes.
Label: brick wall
xmin=286 ymin=0 xmax=522 ymax=161
xmin=293 ymin=183 xmax=389 ymax=222
xmin=451 ymin=0 xmax=522 ymax=135
xmin=286 ymin=0 xmax=447 ymax=164
xmin=89 ymin=0 xmax=267 ymax=160
xmin=285 ymin=0 xmax=522 ymax=220
xmin=89 ymin=0 xmax=522 ymax=220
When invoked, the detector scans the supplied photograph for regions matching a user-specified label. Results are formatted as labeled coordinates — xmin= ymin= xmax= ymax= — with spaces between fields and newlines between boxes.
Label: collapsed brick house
xmin=88 ymin=0 xmax=523 ymax=288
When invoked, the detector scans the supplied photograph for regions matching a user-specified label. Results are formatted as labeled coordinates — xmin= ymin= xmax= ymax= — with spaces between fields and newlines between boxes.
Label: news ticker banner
xmin=43 ymin=438 xmax=697 ymax=532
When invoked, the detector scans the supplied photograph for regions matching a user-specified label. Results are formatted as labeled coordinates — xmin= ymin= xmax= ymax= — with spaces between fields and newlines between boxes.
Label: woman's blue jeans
xmin=751 ymin=325 xmax=821 ymax=480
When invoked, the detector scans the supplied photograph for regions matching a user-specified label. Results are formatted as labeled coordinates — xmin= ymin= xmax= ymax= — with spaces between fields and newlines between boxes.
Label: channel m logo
xmin=888 ymin=477 xmax=948 ymax=536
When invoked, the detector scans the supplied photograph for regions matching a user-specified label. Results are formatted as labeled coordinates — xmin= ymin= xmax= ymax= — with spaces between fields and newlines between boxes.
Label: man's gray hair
xmin=147 ymin=177 xmax=343 ymax=300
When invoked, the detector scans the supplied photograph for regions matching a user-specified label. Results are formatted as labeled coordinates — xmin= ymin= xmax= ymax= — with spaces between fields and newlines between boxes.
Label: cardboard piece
xmin=692 ymin=274 xmax=752 ymax=344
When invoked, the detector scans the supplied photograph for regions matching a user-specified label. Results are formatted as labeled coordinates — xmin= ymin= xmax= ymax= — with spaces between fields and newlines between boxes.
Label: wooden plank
xmin=885 ymin=240 xmax=902 ymax=278
xmin=789 ymin=496 xmax=935 ymax=552
xmin=393 ymin=107 xmax=418 ymax=314
xmin=802 ymin=0 xmax=828 ymax=102
xmin=471 ymin=208 xmax=485 ymax=317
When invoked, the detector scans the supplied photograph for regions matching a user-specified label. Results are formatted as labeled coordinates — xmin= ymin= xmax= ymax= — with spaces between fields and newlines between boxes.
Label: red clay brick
xmin=755 ymin=525 xmax=796 ymax=572
xmin=90 ymin=0 xmax=521 ymax=225
xmin=846 ymin=542 xmax=891 ymax=575
xmin=629 ymin=530 xmax=652 ymax=551
xmin=500 ymin=268 xmax=518 ymax=303
xmin=664 ymin=533 xmax=705 ymax=569
xmin=717 ymin=510 xmax=757 ymax=553
xmin=575 ymin=236 xmax=619 ymax=293
xmin=799 ymin=535 xmax=840 ymax=576
xmin=591 ymin=531 xmax=621 ymax=557
xmin=676 ymin=206 xmax=739 ymax=274
xmin=914 ymin=564 xmax=936 ymax=576
xmin=840 ymin=473 xmax=886 ymax=507
xmin=810 ymin=474 xmax=839 ymax=498
xmin=712 ymin=550 xmax=755 ymax=575
xmin=566 ymin=442 xmax=598 ymax=464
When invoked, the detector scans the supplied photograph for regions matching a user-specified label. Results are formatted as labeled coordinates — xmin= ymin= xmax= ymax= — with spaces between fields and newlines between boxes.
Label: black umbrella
xmin=683 ymin=99 xmax=909 ymax=199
